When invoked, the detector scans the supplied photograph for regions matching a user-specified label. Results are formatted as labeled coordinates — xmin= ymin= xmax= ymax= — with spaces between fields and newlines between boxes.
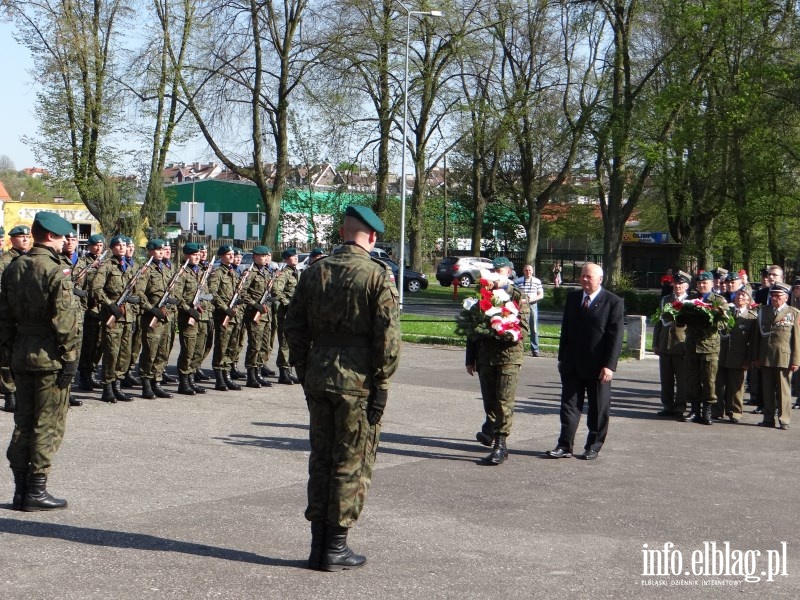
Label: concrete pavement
xmin=0 ymin=344 xmax=798 ymax=599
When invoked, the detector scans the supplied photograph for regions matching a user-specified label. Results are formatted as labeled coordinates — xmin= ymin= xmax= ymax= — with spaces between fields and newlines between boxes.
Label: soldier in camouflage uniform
xmin=0 ymin=212 xmax=80 ymax=511
xmin=0 ymin=224 xmax=32 ymax=413
xmin=173 ymin=243 xmax=208 ymax=395
xmin=124 ymin=237 xmax=145 ymax=388
xmin=273 ymin=247 xmax=300 ymax=384
xmin=227 ymin=248 xmax=247 ymax=380
xmin=76 ymin=234 xmax=106 ymax=391
xmin=62 ymin=231 xmax=84 ymax=408
xmin=261 ymin=249 xmax=279 ymax=379
xmin=652 ymin=270 xmax=690 ymax=418
xmin=285 ymin=205 xmax=400 ymax=572
xmin=241 ymin=246 xmax=274 ymax=389
xmin=465 ymin=256 xmax=530 ymax=465
xmin=208 ymin=245 xmax=243 ymax=391
xmin=195 ymin=244 xmax=214 ymax=382
xmin=678 ymin=271 xmax=730 ymax=425
xmin=90 ymin=235 xmax=141 ymax=403
xmin=157 ymin=244 xmax=179 ymax=386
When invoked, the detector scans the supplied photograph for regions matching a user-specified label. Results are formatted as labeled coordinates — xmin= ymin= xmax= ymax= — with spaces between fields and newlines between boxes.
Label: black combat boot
xmin=255 ymin=369 xmax=272 ymax=388
xmin=321 ymin=526 xmax=366 ymax=572
xmin=112 ymin=380 xmax=133 ymax=402
xmin=100 ymin=383 xmax=117 ymax=403
xmin=177 ymin=373 xmax=196 ymax=396
xmin=78 ymin=371 xmax=94 ymax=391
xmin=230 ymin=365 xmax=244 ymax=380
xmin=214 ymin=370 xmax=228 ymax=391
xmin=2 ymin=393 xmax=16 ymax=413
xmin=308 ymin=522 xmax=326 ymax=570
xmin=122 ymin=370 xmax=142 ymax=387
xmin=288 ymin=368 xmax=300 ymax=384
xmin=22 ymin=474 xmax=67 ymax=512
xmin=261 ymin=366 xmax=277 ymax=378
xmin=141 ymin=378 xmax=156 ymax=399
xmin=278 ymin=368 xmax=295 ymax=385
xmin=485 ymin=436 xmax=508 ymax=465
xmin=222 ymin=371 xmax=242 ymax=391
xmin=188 ymin=374 xmax=206 ymax=394
xmin=161 ymin=372 xmax=177 ymax=385
xmin=701 ymin=403 xmax=713 ymax=425
xmin=681 ymin=403 xmax=699 ymax=422
xmin=69 ymin=396 xmax=83 ymax=407
xmin=195 ymin=368 xmax=211 ymax=381
xmin=246 ymin=367 xmax=262 ymax=389
xmin=151 ymin=379 xmax=173 ymax=398
xmin=11 ymin=468 xmax=26 ymax=511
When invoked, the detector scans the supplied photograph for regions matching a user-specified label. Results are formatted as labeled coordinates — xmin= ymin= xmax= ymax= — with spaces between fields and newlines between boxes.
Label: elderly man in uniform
xmin=286 ymin=205 xmax=400 ymax=571
xmin=467 ymin=256 xmax=530 ymax=465
xmin=0 ymin=212 xmax=80 ymax=511
xmin=713 ymin=286 xmax=756 ymax=423
xmin=273 ymin=247 xmax=301 ymax=384
xmin=652 ymin=270 xmax=690 ymax=418
xmin=751 ymin=282 xmax=800 ymax=430
xmin=0 ymin=224 xmax=32 ymax=413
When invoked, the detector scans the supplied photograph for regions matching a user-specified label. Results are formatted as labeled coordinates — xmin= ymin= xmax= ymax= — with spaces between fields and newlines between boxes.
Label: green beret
xmin=124 ymin=236 xmax=134 ymax=245
xmin=217 ymin=244 xmax=234 ymax=256
xmin=182 ymin=242 xmax=201 ymax=254
xmin=110 ymin=235 xmax=126 ymax=246
xmin=282 ymin=247 xmax=297 ymax=259
xmin=9 ymin=224 xmax=31 ymax=237
xmin=345 ymin=205 xmax=384 ymax=234
xmin=33 ymin=213 xmax=72 ymax=236
xmin=199 ymin=243 xmax=208 ymax=251
xmin=65 ymin=230 xmax=77 ymax=239
xmin=492 ymin=256 xmax=513 ymax=270
xmin=310 ymin=247 xmax=325 ymax=257
xmin=0 ymin=227 xmax=5 ymax=236
xmin=233 ymin=247 xmax=243 ymax=256
xmin=87 ymin=234 xmax=105 ymax=244
xmin=145 ymin=239 xmax=166 ymax=251
xmin=252 ymin=245 xmax=271 ymax=256
xmin=725 ymin=272 xmax=740 ymax=282
xmin=696 ymin=271 xmax=713 ymax=281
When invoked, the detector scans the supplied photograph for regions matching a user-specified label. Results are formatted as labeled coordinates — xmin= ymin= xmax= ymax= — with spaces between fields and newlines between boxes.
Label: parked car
xmin=436 ymin=256 xmax=494 ymax=287
xmin=372 ymin=254 xmax=428 ymax=293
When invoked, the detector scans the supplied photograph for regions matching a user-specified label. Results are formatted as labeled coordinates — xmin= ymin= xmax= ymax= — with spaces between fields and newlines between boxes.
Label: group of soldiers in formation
xmin=653 ymin=265 xmax=800 ymax=430
xmin=0 ymin=225 xmax=326 ymax=415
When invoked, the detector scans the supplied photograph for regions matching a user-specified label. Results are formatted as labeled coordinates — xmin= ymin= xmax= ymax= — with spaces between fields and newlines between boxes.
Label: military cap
xmin=0 ymin=227 xmax=5 ymax=236
xmin=109 ymin=235 xmax=126 ymax=246
xmin=252 ymin=245 xmax=271 ymax=256
xmin=760 ymin=267 xmax=770 ymax=277
xmin=674 ymin=270 xmax=691 ymax=284
xmin=282 ymin=247 xmax=297 ymax=259
xmin=182 ymin=242 xmax=202 ymax=254
xmin=725 ymin=272 xmax=741 ymax=282
xmin=310 ymin=247 xmax=325 ymax=257
xmin=199 ymin=243 xmax=208 ymax=251
xmin=712 ymin=267 xmax=728 ymax=278
xmin=233 ymin=247 xmax=242 ymax=256
xmin=217 ymin=244 xmax=234 ymax=256
xmin=492 ymin=256 xmax=514 ymax=270
xmin=124 ymin=236 xmax=134 ymax=245
xmin=9 ymin=224 xmax=31 ymax=237
xmin=696 ymin=271 xmax=713 ymax=281
xmin=345 ymin=205 xmax=385 ymax=234
xmin=145 ymin=239 xmax=166 ymax=250
xmin=793 ymin=278 xmax=800 ymax=288
xmin=65 ymin=230 xmax=77 ymax=239
xmin=736 ymin=285 xmax=753 ymax=297
xmin=87 ymin=233 xmax=105 ymax=244
xmin=770 ymin=282 xmax=791 ymax=295
xmin=32 ymin=213 xmax=71 ymax=236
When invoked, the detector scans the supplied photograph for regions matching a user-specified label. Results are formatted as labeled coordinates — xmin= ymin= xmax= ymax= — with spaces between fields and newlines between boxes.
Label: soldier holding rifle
xmin=242 ymin=246 xmax=274 ymax=389
xmin=208 ymin=245 xmax=246 ymax=391
xmin=76 ymin=234 xmax=106 ymax=392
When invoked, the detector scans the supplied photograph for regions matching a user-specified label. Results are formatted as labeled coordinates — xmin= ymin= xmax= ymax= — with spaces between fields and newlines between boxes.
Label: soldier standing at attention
xmin=0 ymin=224 xmax=32 ymax=413
xmin=62 ymin=231 xmax=83 ymax=408
xmin=227 ymin=248 xmax=247 ymax=380
xmin=157 ymin=243 xmax=179 ymax=386
xmin=242 ymin=246 xmax=274 ymax=389
xmin=467 ymin=257 xmax=530 ymax=465
xmin=652 ymin=270 xmax=690 ymax=418
xmin=208 ymin=245 xmax=243 ymax=391
xmin=713 ymin=286 xmax=756 ymax=423
xmin=173 ymin=243 xmax=207 ymax=395
xmin=273 ymin=247 xmax=300 ymax=384
xmin=195 ymin=244 xmax=214 ymax=382
xmin=0 ymin=212 xmax=80 ymax=511
xmin=123 ymin=237 xmax=145 ymax=388
xmin=76 ymin=234 xmax=105 ymax=391
xmin=285 ymin=205 xmax=400 ymax=572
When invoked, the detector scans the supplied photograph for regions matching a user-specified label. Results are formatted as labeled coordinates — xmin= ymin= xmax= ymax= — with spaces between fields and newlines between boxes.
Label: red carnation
xmin=479 ymin=299 xmax=493 ymax=311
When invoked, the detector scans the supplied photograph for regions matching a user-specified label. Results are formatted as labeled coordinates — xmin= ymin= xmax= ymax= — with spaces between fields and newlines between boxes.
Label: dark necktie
xmin=582 ymin=296 xmax=590 ymax=311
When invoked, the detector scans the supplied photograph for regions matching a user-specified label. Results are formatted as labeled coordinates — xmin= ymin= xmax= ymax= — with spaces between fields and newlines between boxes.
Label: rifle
xmin=187 ymin=264 xmax=214 ymax=326
xmin=148 ymin=259 xmax=190 ymax=329
xmin=252 ymin=272 xmax=275 ymax=324
xmin=73 ymin=250 xmax=108 ymax=283
xmin=221 ymin=262 xmax=255 ymax=329
xmin=106 ymin=256 xmax=154 ymax=327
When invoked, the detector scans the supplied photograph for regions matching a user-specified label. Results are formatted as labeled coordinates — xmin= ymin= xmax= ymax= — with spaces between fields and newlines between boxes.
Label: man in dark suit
xmin=546 ymin=263 xmax=624 ymax=461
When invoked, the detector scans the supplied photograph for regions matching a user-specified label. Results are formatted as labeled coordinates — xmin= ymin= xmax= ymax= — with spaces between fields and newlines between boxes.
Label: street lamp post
xmin=397 ymin=2 xmax=442 ymax=309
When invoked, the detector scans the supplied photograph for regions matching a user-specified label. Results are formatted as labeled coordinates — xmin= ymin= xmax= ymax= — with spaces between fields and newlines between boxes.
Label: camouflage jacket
xmin=272 ymin=266 xmax=299 ymax=310
xmin=242 ymin=265 xmax=272 ymax=318
xmin=680 ymin=291 xmax=729 ymax=354
xmin=0 ymin=248 xmax=25 ymax=287
xmin=0 ymin=245 xmax=80 ymax=371
xmin=208 ymin=263 xmax=241 ymax=322
xmin=90 ymin=255 xmax=136 ymax=323
xmin=285 ymin=244 xmax=401 ymax=396
xmin=73 ymin=252 xmax=104 ymax=312
xmin=138 ymin=259 xmax=172 ymax=322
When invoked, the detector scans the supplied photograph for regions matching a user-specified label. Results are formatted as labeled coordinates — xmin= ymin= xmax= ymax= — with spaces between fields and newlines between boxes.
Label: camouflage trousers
xmin=227 ymin=317 xmax=246 ymax=366
xmin=685 ymin=351 xmax=718 ymax=406
xmin=212 ymin=313 xmax=239 ymax=370
xmin=139 ymin=317 xmax=170 ymax=379
xmin=477 ymin=363 xmax=521 ymax=437
xmin=244 ymin=311 xmax=271 ymax=368
xmin=127 ymin=314 xmax=143 ymax=373
xmin=177 ymin=314 xmax=209 ymax=375
xmin=305 ymin=391 xmax=380 ymax=528
xmin=7 ymin=371 xmax=69 ymax=475
xmin=275 ymin=307 xmax=291 ymax=368
xmin=102 ymin=321 xmax=132 ymax=384
xmin=155 ymin=316 xmax=176 ymax=377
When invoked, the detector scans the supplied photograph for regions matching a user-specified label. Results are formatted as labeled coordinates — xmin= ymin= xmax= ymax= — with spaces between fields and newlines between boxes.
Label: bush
xmin=552 ymin=286 xmax=567 ymax=307
xmin=621 ymin=290 xmax=661 ymax=315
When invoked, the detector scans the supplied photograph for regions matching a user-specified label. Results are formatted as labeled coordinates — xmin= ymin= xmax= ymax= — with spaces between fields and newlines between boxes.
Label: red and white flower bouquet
xmin=456 ymin=270 xmax=523 ymax=342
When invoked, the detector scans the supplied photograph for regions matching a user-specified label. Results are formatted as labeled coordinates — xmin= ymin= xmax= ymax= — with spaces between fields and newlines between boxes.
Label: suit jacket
xmin=652 ymin=293 xmax=687 ymax=354
xmin=751 ymin=304 xmax=800 ymax=368
xmin=558 ymin=288 xmax=624 ymax=380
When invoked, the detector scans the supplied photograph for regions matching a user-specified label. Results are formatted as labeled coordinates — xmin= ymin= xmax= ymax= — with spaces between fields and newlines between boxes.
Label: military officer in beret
xmin=724 ymin=272 xmax=744 ymax=302
xmin=712 ymin=268 xmax=728 ymax=295
xmin=679 ymin=271 xmax=729 ymax=425
xmin=0 ymin=211 xmax=80 ymax=511
xmin=751 ymin=282 xmax=800 ymax=429
xmin=76 ymin=234 xmax=106 ymax=391
xmin=0 ymin=224 xmax=32 ymax=413
xmin=172 ymin=243 xmax=208 ymax=395
xmin=241 ymin=245 xmax=274 ymax=388
xmin=208 ymin=245 xmax=243 ymax=391
xmin=286 ymin=204 xmax=401 ymax=571
xmin=273 ymin=247 xmax=301 ymax=384
xmin=713 ymin=286 xmax=756 ymax=422
xmin=652 ymin=270 xmax=690 ymax=418
xmin=309 ymin=247 xmax=327 ymax=265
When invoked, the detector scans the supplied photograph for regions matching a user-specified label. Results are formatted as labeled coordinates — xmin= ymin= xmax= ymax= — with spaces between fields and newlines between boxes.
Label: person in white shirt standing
xmin=515 ymin=264 xmax=544 ymax=357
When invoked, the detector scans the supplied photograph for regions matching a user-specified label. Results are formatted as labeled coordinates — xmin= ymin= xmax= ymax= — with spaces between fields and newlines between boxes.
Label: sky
xmin=0 ymin=21 xmax=39 ymax=169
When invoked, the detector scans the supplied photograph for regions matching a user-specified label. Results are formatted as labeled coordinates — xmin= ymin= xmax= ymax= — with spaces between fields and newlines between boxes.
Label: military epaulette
xmin=369 ymin=256 xmax=395 ymax=285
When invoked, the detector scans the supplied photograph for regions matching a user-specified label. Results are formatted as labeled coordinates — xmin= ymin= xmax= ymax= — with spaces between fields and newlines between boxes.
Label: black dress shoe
xmin=545 ymin=447 xmax=572 ymax=459
xmin=656 ymin=409 xmax=678 ymax=417
xmin=578 ymin=449 xmax=599 ymax=461
xmin=757 ymin=420 xmax=775 ymax=428
xmin=475 ymin=431 xmax=492 ymax=447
